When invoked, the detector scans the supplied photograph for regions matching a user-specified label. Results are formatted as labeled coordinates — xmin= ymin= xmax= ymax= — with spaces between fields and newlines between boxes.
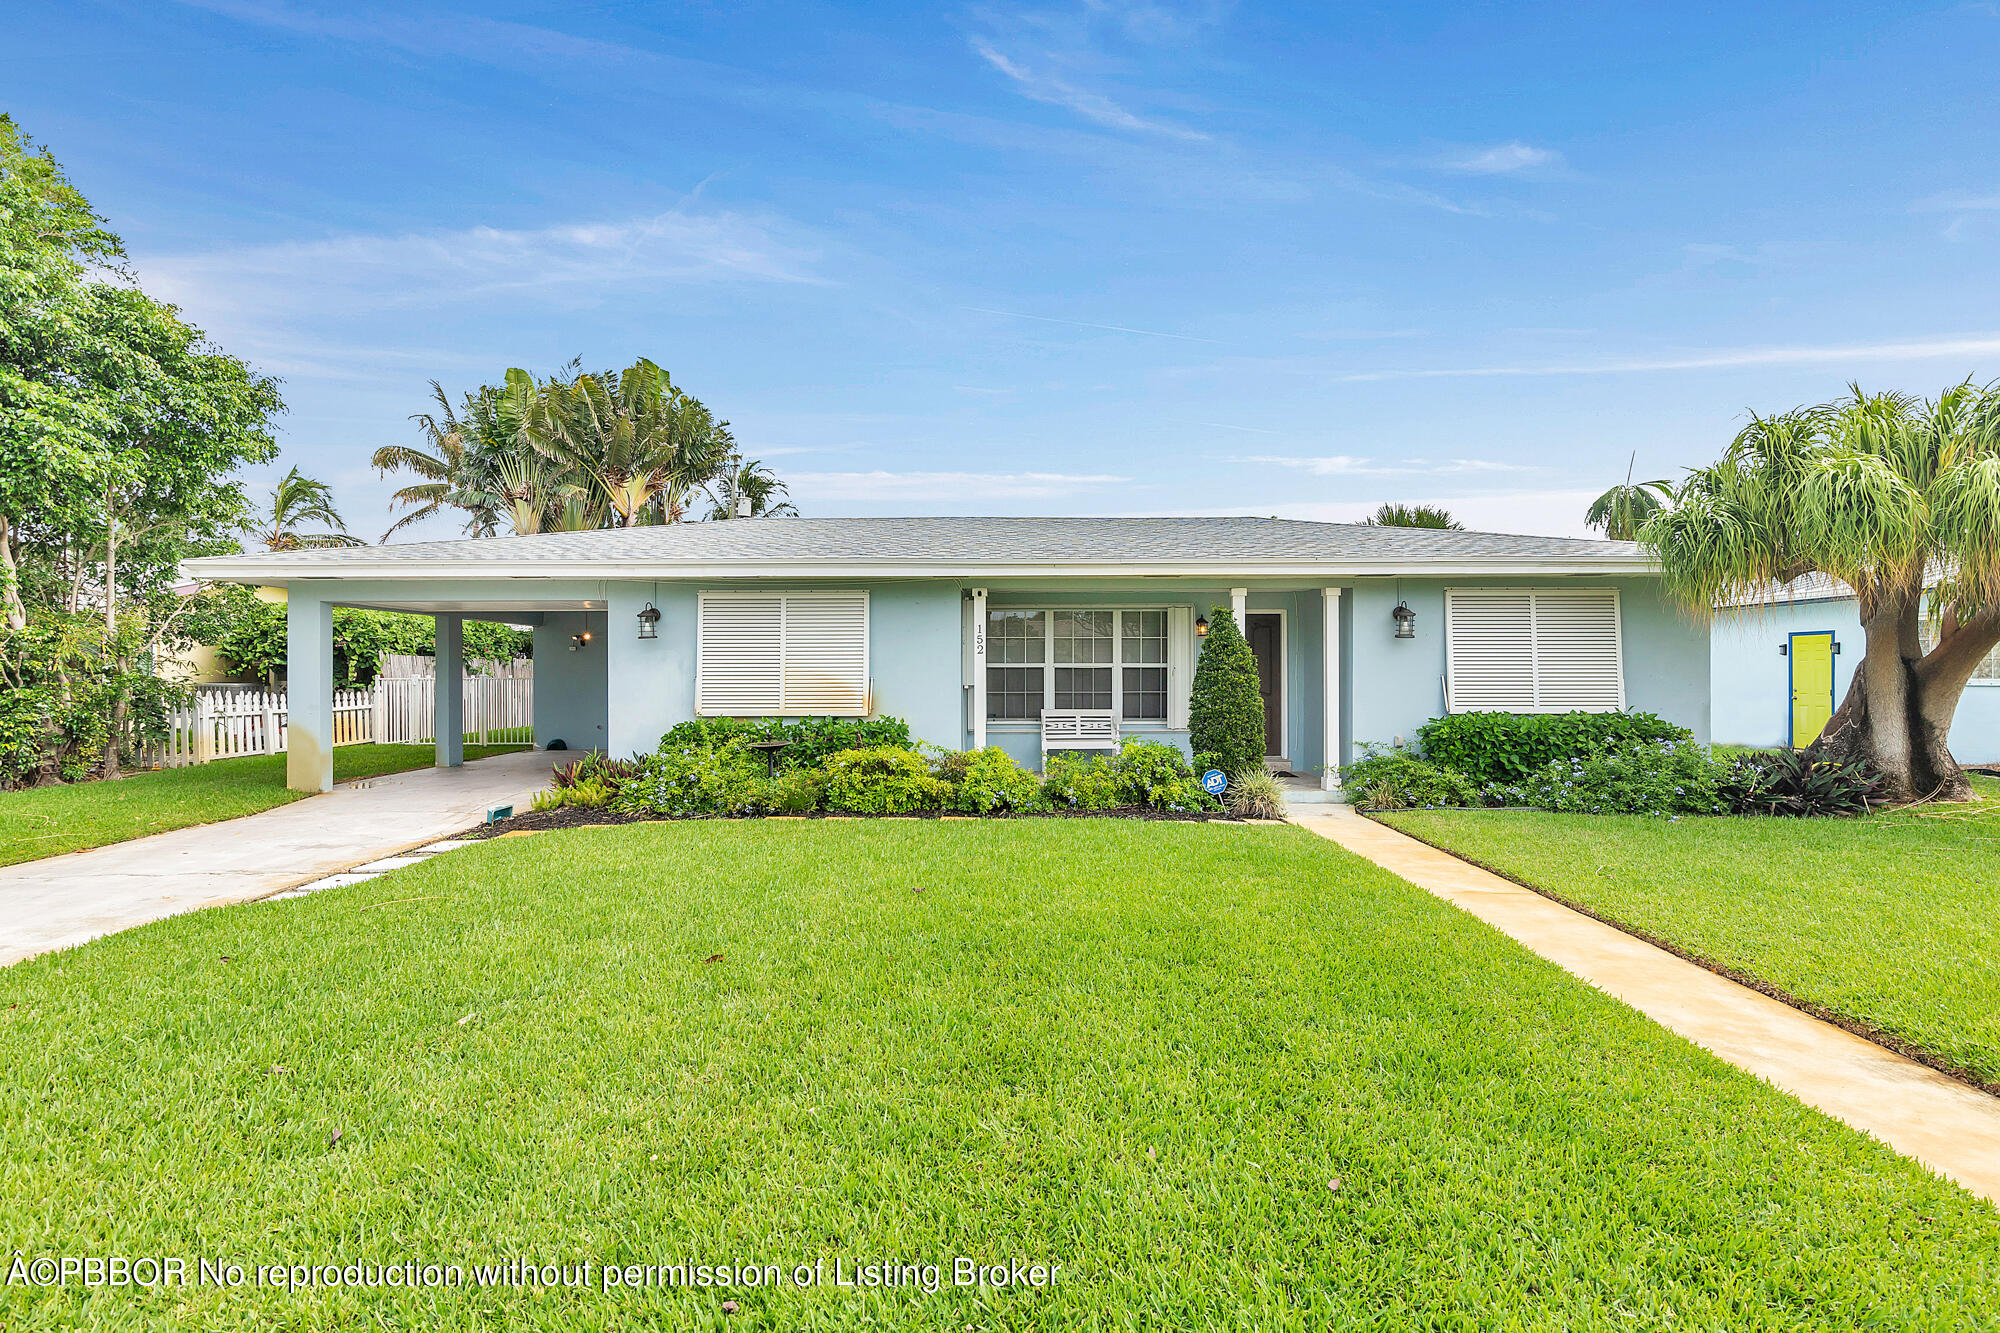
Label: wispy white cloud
xmin=1239 ymin=456 xmax=1537 ymax=477
xmin=790 ymin=469 xmax=1129 ymax=501
xmin=137 ymin=210 xmax=830 ymax=319
xmin=963 ymin=305 xmax=1220 ymax=342
xmin=970 ymin=38 xmax=1210 ymax=141
xmin=1431 ymin=142 xmax=1565 ymax=175
xmin=1325 ymin=333 xmax=2000 ymax=383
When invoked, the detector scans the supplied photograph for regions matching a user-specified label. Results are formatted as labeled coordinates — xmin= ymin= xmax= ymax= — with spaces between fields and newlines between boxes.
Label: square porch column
xmin=434 ymin=613 xmax=464 ymax=768
xmin=286 ymin=595 xmax=334 ymax=793
xmin=1322 ymin=587 xmax=1343 ymax=791
xmin=970 ymin=587 xmax=988 ymax=750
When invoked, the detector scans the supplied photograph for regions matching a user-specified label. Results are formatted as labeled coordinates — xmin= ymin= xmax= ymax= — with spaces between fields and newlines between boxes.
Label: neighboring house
xmin=1711 ymin=576 xmax=2000 ymax=761
xmin=182 ymin=517 xmax=1709 ymax=793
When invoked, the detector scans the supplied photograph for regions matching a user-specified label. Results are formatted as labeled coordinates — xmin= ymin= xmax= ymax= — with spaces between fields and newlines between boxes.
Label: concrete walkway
xmin=0 ymin=750 xmax=560 ymax=967
xmin=1290 ymin=803 xmax=2000 ymax=1205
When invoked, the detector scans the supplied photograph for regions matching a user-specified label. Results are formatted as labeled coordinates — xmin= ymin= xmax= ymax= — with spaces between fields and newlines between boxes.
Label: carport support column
xmin=285 ymin=594 xmax=334 ymax=793
xmin=1322 ymin=587 xmax=1342 ymax=791
xmin=434 ymin=614 xmax=464 ymax=768
xmin=971 ymin=587 xmax=988 ymax=751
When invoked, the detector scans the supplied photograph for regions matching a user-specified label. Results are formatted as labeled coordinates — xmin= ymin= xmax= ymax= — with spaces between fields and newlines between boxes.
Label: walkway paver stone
xmin=1291 ymin=803 xmax=2000 ymax=1205
xmin=0 ymin=750 xmax=559 ymax=966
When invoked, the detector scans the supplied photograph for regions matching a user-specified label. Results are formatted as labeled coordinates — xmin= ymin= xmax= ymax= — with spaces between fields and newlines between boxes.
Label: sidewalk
xmin=0 ymin=750 xmax=559 ymax=966
xmin=1290 ymin=803 xmax=2000 ymax=1205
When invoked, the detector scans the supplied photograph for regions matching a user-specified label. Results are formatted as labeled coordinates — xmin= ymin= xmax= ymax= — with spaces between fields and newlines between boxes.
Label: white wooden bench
xmin=1041 ymin=709 xmax=1119 ymax=766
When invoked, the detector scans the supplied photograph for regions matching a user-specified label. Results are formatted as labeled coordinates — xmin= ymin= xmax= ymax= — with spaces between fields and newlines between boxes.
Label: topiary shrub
xmin=939 ymin=747 xmax=1046 ymax=813
xmin=822 ymin=746 xmax=951 ymax=813
xmin=1415 ymin=710 xmax=1691 ymax=787
xmin=1042 ymin=754 xmax=1125 ymax=810
xmin=1188 ymin=607 xmax=1264 ymax=779
xmin=1341 ymin=748 xmax=1482 ymax=810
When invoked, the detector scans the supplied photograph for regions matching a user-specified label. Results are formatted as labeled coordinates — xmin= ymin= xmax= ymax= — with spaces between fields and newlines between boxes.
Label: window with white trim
xmin=986 ymin=609 xmax=1168 ymax=721
xmin=697 ymin=590 xmax=869 ymax=716
xmin=1919 ymin=620 xmax=2000 ymax=683
xmin=1445 ymin=588 xmax=1624 ymax=713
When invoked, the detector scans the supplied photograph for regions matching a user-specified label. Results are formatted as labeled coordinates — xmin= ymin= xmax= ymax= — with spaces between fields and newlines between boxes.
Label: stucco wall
xmin=532 ymin=610 xmax=608 ymax=752
xmin=1344 ymin=576 xmax=1711 ymax=755
xmin=603 ymin=580 xmax=965 ymax=757
xmin=1711 ymin=598 xmax=2000 ymax=761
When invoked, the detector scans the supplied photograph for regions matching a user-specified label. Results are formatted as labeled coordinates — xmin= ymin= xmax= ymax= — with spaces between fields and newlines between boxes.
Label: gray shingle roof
xmin=184 ymin=516 xmax=1648 ymax=580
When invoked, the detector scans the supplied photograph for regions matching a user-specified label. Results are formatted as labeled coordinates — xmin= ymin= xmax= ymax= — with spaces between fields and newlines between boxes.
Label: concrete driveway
xmin=0 ymin=749 xmax=561 ymax=966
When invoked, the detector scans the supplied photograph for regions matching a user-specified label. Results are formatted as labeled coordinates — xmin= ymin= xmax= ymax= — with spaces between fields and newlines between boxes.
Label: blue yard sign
xmin=1200 ymin=769 xmax=1228 ymax=796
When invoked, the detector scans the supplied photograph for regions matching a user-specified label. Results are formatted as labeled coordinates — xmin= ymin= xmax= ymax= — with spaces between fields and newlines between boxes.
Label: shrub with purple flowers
xmin=1486 ymin=738 xmax=1732 ymax=815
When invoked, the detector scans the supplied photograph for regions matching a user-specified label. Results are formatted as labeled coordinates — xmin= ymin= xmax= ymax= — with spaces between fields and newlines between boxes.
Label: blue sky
xmin=12 ymin=1 xmax=2000 ymax=538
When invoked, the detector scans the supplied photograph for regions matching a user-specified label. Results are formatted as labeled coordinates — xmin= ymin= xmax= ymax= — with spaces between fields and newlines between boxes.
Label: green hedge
xmin=1415 ymin=711 xmax=1691 ymax=786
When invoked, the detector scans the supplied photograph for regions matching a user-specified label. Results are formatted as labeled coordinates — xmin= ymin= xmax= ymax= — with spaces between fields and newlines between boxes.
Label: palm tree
xmin=706 ymin=455 xmax=799 ymax=519
xmin=372 ymin=373 xmax=541 ymax=540
xmin=1587 ymin=453 xmax=1672 ymax=540
xmin=248 ymin=467 xmax=365 ymax=550
xmin=526 ymin=359 xmax=733 ymax=527
xmin=1643 ymin=382 xmax=2000 ymax=802
xmin=1362 ymin=502 xmax=1462 ymax=530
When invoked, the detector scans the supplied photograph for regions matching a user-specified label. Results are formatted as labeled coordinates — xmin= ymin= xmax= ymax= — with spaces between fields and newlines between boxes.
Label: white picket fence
xmin=135 ymin=658 xmax=533 ymax=769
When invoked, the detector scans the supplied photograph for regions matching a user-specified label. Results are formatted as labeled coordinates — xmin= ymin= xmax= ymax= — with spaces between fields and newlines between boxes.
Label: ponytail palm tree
xmin=1643 ymin=383 xmax=2000 ymax=801
xmin=526 ymin=359 xmax=733 ymax=528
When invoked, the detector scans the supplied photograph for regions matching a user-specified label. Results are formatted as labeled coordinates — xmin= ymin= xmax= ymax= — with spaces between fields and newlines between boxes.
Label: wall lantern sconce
xmin=1392 ymin=601 xmax=1417 ymax=639
xmin=569 ymin=631 xmax=593 ymax=652
xmin=636 ymin=602 xmax=661 ymax=640
xmin=1194 ymin=615 xmax=1210 ymax=638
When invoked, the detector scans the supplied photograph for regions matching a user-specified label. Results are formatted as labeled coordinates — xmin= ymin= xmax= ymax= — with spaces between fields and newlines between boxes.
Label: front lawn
xmin=0 ymin=744 xmax=527 ymax=867
xmin=1381 ymin=774 xmax=2000 ymax=1087
xmin=2 ymin=821 xmax=1994 ymax=1329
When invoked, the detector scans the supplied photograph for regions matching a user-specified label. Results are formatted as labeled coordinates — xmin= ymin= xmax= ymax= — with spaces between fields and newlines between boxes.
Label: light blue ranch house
xmin=184 ymin=517 xmax=1711 ymax=794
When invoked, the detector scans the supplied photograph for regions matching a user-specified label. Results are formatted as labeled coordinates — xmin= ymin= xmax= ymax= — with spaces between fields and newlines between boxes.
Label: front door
xmin=1789 ymin=631 xmax=1835 ymax=747
xmin=1245 ymin=613 xmax=1283 ymax=758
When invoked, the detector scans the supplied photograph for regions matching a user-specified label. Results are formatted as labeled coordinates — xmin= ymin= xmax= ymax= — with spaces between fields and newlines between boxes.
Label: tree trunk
xmin=0 ymin=512 xmax=24 ymax=630
xmin=1815 ymin=595 xmax=1998 ymax=803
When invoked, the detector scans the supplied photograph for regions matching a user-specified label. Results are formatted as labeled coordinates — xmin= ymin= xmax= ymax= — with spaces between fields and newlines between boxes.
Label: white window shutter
xmin=1445 ymin=590 xmax=1537 ymax=712
xmin=1444 ymin=588 xmax=1623 ymax=713
xmin=780 ymin=592 xmax=869 ymax=714
xmin=1531 ymin=589 xmax=1623 ymax=710
xmin=697 ymin=591 xmax=870 ymax=717
xmin=1167 ymin=605 xmax=1194 ymax=729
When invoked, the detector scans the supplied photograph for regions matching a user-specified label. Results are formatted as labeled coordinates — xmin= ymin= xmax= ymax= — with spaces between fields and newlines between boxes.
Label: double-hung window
xmin=986 ymin=609 xmax=1168 ymax=721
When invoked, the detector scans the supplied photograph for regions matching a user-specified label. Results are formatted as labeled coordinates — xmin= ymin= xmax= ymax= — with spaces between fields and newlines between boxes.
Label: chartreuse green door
xmin=1789 ymin=631 xmax=1836 ymax=748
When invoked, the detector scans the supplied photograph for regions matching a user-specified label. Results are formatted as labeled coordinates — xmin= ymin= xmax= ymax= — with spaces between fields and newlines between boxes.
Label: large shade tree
xmin=1643 ymin=384 xmax=2000 ymax=802
xmin=526 ymin=359 xmax=734 ymax=527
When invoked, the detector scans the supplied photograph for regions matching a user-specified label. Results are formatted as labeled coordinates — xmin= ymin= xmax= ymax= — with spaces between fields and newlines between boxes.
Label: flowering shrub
xmin=1341 ymin=748 xmax=1481 ymax=810
xmin=1488 ymin=739 xmax=1731 ymax=815
xmin=938 ymin=747 xmax=1046 ymax=813
xmin=822 ymin=746 xmax=951 ymax=814
xmin=1041 ymin=754 xmax=1125 ymax=810
xmin=613 ymin=744 xmax=768 ymax=817
xmin=1109 ymin=737 xmax=1220 ymax=812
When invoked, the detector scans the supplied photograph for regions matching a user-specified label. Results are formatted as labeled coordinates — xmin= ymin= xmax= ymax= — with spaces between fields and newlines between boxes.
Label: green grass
xmin=1381 ymin=775 xmax=2000 ymax=1086
xmin=0 ymin=744 xmax=527 ymax=867
xmin=2 ymin=821 xmax=1995 ymax=1330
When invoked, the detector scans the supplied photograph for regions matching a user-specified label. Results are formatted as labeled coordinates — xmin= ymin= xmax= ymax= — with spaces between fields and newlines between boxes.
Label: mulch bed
xmin=465 ymin=805 xmax=1246 ymax=838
